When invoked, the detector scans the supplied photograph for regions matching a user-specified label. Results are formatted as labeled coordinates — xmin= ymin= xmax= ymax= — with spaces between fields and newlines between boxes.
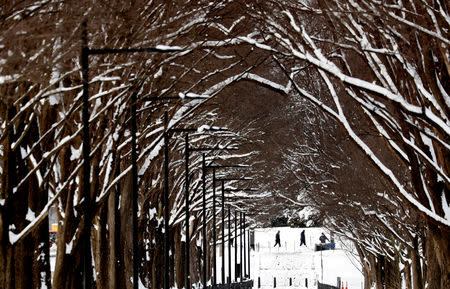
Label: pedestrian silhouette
xmin=300 ymin=230 xmax=306 ymax=246
xmin=274 ymin=230 xmax=281 ymax=247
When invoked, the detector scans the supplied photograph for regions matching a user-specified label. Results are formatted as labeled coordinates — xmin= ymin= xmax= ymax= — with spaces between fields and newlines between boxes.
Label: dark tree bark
xmin=411 ymin=235 xmax=424 ymax=289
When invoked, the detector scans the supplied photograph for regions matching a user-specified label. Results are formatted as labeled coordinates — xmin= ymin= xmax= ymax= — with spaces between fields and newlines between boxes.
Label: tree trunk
xmin=93 ymin=202 xmax=108 ymax=289
xmin=174 ymin=226 xmax=185 ymax=289
xmin=31 ymin=190 xmax=52 ymax=288
xmin=404 ymin=260 xmax=412 ymax=289
xmin=151 ymin=237 xmax=164 ymax=289
xmin=425 ymin=222 xmax=450 ymax=289
xmin=355 ymin=243 xmax=374 ymax=289
xmin=0 ymin=93 xmax=17 ymax=289
xmin=105 ymin=184 xmax=119 ymax=289
xmin=385 ymin=251 xmax=400 ymax=289
xmin=118 ymin=172 xmax=133 ymax=289
xmin=375 ymin=254 xmax=385 ymax=289
xmin=190 ymin=221 xmax=202 ymax=285
xmin=411 ymin=235 xmax=423 ymax=289
xmin=52 ymin=144 xmax=84 ymax=289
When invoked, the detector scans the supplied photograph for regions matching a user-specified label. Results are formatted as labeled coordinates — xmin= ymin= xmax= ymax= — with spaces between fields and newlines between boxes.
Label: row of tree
xmin=0 ymin=0 xmax=448 ymax=289
xmin=246 ymin=1 xmax=449 ymax=289
xmin=0 ymin=1 xmax=267 ymax=288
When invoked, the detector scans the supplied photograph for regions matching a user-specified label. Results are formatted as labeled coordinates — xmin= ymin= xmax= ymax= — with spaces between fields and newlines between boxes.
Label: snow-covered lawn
xmin=216 ymin=227 xmax=363 ymax=289
xmin=250 ymin=227 xmax=363 ymax=289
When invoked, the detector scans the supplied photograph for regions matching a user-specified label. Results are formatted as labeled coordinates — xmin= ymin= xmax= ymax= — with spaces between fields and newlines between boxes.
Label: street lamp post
xmin=243 ymin=213 xmax=246 ymax=279
xmin=81 ymin=22 xmax=182 ymax=289
xmin=184 ymin=134 xmax=190 ymax=289
xmin=203 ymin=165 xmax=249 ymax=287
xmin=81 ymin=22 xmax=92 ymax=289
xmin=160 ymin=130 xmax=247 ymax=289
xmin=247 ymin=216 xmax=251 ymax=279
xmin=181 ymin=128 xmax=230 ymax=289
xmin=227 ymin=205 xmax=231 ymax=284
xmin=234 ymin=210 xmax=238 ymax=283
xmin=131 ymin=92 xmax=139 ymax=289
xmin=163 ymin=112 xmax=170 ymax=289
xmin=240 ymin=212 xmax=243 ymax=282
xmin=215 ymin=178 xmax=252 ymax=284
xmin=221 ymin=181 xmax=225 ymax=284
xmin=223 ymin=188 xmax=256 ymax=284
xmin=164 ymin=115 xmax=197 ymax=289
xmin=187 ymin=150 xmax=240 ymax=288
xmin=212 ymin=168 xmax=217 ymax=286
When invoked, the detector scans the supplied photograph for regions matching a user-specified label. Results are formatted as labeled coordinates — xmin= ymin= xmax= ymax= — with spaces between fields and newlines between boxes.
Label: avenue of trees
xmin=0 ymin=1 xmax=448 ymax=289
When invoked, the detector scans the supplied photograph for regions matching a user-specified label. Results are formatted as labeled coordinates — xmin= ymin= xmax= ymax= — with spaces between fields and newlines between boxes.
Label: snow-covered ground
xmin=50 ymin=227 xmax=363 ymax=289
xmin=215 ymin=227 xmax=363 ymax=289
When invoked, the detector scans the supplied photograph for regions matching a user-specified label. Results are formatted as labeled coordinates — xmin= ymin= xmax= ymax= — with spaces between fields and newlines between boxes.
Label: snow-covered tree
xmin=0 ymin=1 xmax=265 ymax=288
xmin=242 ymin=0 xmax=449 ymax=288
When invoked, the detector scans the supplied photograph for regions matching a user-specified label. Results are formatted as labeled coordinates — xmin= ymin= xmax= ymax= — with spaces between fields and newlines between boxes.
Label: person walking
xmin=274 ymin=230 xmax=281 ymax=247
xmin=319 ymin=232 xmax=329 ymax=244
xmin=300 ymin=230 xmax=306 ymax=246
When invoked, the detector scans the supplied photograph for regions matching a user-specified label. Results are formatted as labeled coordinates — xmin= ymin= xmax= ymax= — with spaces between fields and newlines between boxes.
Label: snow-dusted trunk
xmin=119 ymin=172 xmax=133 ymax=289
xmin=182 ymin=217 xmax=201 ymax=285
xmin=0 ymin=239 xmax=13 ymax=289
xmin=92 ymin=202 xmax=109 ymax=289
xmin=369 ymin=252 xmax=402 ymax=289
xmin=174 ymin=225 xmax=185 ymax=288
xmin=104 ymin=163 xmax=121 ymax=289
xmin=411 ymin=236 xmax=424 ymax=289
xmin=207 ymin=224 xmax=213 ymax=282
xmin=425 ymin=222 xmax=450 ymax=289
xmin=385 ymin=251 xmax=401 ymax=289
xmin=52 ymin=145 xmax=84 ymax=288
xmin=30 ymin=172 xmax=52 ymax=288
xmin=375 ymin=255 xmax=384 ymax=289
xmin=354 ymin=242 xmax=374 ymax=289
xmin=190 ymin=233 xmax=202 ymax=285
xmin=404 ymin=261 xmax=412 ymax=289
xmin=151 ymin=241 xmax=165 ymax=289
xmin=0 ymin=89 xmax=16 ymax=289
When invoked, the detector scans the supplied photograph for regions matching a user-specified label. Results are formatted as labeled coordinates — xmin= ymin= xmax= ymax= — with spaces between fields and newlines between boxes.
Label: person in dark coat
xmin=274 ymin=230 xmax=281 ymax=247
xmin=300 ymin=230 xmax=306 ymax=246
xmin=319 ymin=232 xmax=329 ymax=244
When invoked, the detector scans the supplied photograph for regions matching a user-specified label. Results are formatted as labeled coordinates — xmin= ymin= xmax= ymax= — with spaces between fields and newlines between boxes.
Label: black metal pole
xmin=234 ymin=211 xmax=237 ymax=282
xmin=221 ymin=181 xmax=225 ymax=284
xmin=243 ymin=213 xmax=246 ymax=279
xmin=240 ymin=212 xmax=243 ymax=282
xmin=81 ymin=21 xmax=93 ymax=289
xmin=212 ymin=168 xmax=217 ymax=286
xmin=185 ymin=134 xmax=190 ymax=289
xmin=164 ymin=111 xmax=170 ymax=289
xmin=227 ymin=206 xmax=231 ymax=285
xmin=248 ymin=226 xmax=251 ymax=279
xmin=115 ymin=154 xmax=122 ymax=284
xmin=202 ymin=154 xmax=207 ymax=288
xmin=131 ymin=92 xmax=139 ymax=289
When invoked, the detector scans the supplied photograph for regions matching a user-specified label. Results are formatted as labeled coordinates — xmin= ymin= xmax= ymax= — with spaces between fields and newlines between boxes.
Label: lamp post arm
xmin=215 ymin=177 xmax=253 ymax=182
xmin=88 ymin=46 xmax=183 ymax=55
